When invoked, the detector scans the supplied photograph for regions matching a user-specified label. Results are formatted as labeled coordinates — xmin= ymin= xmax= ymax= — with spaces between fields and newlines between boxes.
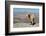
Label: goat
xmin=26 ymin=14 xmax=36 ymax=25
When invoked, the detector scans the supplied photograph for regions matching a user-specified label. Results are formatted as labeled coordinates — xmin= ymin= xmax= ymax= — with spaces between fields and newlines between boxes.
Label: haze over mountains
xmin=13 ymin=8 xmax=39 ymax=16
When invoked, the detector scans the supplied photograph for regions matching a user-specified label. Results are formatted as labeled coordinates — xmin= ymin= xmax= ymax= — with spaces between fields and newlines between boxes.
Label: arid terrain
xmin=13 ymin=13 xmax=39 ymax=28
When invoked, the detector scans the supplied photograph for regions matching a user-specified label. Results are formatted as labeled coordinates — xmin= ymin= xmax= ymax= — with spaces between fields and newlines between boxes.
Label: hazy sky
xmin=13 ymin=8 xmax=39 ymax=16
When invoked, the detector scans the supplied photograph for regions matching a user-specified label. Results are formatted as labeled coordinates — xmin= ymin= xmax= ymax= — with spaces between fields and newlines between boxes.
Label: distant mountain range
xmin=13 ymin=8 xmax=39 ymax=16
xmin=13 ymin=12 xmax=39 ymax=16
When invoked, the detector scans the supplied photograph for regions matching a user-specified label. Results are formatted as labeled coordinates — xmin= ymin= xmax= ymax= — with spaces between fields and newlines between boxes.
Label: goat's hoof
xmin=32 ymin=23 xmax=36 ymax=25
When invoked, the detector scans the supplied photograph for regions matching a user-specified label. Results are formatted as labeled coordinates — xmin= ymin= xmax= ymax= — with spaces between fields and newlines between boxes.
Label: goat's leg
xmin=32 ymin=18 xmax=36 ymax=25
xmin=30 ymin=21 xmax=32 ymax=24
